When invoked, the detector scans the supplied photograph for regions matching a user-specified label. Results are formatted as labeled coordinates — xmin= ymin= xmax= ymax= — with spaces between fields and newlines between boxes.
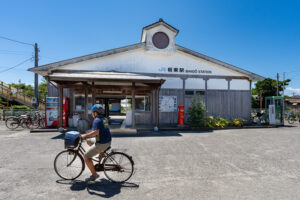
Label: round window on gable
xmin=152 ymin=32 xmax=169 ymax=49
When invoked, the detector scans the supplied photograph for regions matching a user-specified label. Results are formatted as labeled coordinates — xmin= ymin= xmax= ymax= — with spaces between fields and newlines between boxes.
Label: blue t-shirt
xmin=93 ymin=116 xmax=112 ymax=144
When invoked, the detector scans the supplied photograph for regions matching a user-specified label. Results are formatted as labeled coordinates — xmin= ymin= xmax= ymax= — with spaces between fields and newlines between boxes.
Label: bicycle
xmin=54 ymin=130 xmax=135 ymax=183
xmin=5 ymin=115 xmax=28 ymax=130
xmin=24 ymin=111 xmax=44 ymax=129
xmin=287 ymin=114 xmax=299 ymax=124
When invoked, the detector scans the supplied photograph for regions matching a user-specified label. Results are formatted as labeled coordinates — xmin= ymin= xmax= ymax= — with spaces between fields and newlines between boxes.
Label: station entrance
xmin=49 ymin=71 xmax=164 ymax=130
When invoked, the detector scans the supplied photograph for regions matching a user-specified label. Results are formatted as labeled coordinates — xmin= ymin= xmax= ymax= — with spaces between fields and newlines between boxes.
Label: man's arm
xmin=81 ymin=129 xmax=99 ymax=139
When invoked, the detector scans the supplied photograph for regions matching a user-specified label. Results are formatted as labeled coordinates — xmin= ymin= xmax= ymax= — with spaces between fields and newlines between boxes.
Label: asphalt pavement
xmin=0 ymin=121 xmax=300 ymax=200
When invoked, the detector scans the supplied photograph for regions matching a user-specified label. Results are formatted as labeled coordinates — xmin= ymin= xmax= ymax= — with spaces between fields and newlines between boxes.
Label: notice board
xmin=159 ymin=96 xmax=177 ymax=112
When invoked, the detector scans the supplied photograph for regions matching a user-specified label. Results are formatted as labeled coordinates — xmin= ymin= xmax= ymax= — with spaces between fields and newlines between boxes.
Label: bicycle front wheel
xmin=54 ymin=150 xmax=85 ymax=180
xmin=103 ymin=152 xmax=134 ymax=183
xmin=5 ymin=118 xmax=19 ymax=130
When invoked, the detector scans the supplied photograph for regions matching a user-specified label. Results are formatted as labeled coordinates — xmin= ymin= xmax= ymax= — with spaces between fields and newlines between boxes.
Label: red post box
xmin=178 ymin=105 xmax=184 ymax=126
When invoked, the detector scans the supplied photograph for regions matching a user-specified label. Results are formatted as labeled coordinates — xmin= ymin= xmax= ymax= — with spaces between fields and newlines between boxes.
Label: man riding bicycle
xmin=80 ymin=104 xmax=112 ymax=182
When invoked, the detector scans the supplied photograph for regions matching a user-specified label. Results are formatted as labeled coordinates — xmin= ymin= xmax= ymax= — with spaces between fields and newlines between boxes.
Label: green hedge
xmin=11 ymin=105 xmax=31 ymax=110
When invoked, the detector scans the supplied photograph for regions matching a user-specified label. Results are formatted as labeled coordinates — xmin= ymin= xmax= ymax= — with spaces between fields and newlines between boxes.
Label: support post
xmin=154 ymin=87 xmax=159 ymax=130
xmin=132 ymin=82 xmax=136 ymax=129
xmin=58 ymin=86 xmax=63 ymax=127
xmin=84 ymin=86 xmax=88 ymax=120
xmin=204 ymin=78 xmax=208 ymax=114
xmin=34 ymin=43 xmax=39 ymax=109
xmin=105 ymin=98 xmax=109 ymax=118
xmin=276 ymin=73 xmax=279 ymax=96
xmin=227 ymin=79 xmax=231 ymax=120
xmin=92 ymin=82 xmax=96 ymax=105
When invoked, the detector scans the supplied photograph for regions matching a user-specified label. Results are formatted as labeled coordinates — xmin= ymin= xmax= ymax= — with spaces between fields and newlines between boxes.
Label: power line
xmin=0 ymin=36 xmax=34 ymax=46
xmin=0 ymin=57 xmax=32 ymax=74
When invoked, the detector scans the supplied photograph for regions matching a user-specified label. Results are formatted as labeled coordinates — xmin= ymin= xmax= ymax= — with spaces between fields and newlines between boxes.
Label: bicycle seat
xmin=104 ymin=146 xmax=111 ymax=153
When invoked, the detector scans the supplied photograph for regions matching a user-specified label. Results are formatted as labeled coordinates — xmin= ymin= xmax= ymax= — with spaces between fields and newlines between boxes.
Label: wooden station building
xmin=29 ymin=19 xmax=264 ymax=129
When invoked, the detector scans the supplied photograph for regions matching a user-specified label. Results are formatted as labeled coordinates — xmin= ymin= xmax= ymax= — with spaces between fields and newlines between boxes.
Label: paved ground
xmin=0 ymin=121 xmax=300 ymax=200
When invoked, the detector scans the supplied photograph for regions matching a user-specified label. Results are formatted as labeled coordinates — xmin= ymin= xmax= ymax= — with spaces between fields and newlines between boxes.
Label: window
xmin=135 ymin=96 xmax=151 ymax=111
xmin=195 ymin=91 xmax=205 ymax=95
xmin=75 ymin=95 xmax=85 ymax=111
xmin=185 ymin=91 xmax=194 ymax=95
xmin=74 ymin=94 xmax=92 ymax=111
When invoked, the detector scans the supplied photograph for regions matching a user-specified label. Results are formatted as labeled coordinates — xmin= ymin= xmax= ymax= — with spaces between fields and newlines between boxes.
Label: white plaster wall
xmin=143 ymin=25 xmax=176 ymax=52
xmin=59 ymin=48 xmax=246 ymax=77
xmin=158 ymin=77 xmax=182 ymax=89
xmin=207 ymin=79 xmax=228 ymax=90
xmin=185 ymin=78 xmax=205 ymax=90
xmin=230 ymin=79 xmax=250 ymax=90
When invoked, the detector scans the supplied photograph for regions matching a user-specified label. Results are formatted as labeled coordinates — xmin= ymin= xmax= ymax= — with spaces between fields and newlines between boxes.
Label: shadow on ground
xmin=56 ymin=179 xmax=139 ymax=198
xmin=50 ymin=129 xmax=213 ymax=139
xmin=51 ymin=132 xmax=65 ymax=140
xmin=112 ymin=130 xmax=213 ymax=138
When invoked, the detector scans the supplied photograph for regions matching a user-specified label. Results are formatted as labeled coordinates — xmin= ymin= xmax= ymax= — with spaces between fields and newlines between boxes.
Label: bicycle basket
xmin=64 ymin=131 xmax=80 ymax=149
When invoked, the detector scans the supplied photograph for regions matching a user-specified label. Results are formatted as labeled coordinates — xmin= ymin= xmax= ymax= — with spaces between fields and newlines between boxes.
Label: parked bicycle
xmin=5 ymin=111 xmax=45 ymax=130
xmin=5 ymin=115 xmax=28 ymax=130
xmin=287 ymin=113 xmax=299 ymax=124
xmin=54 ymin=130 xmax=135 ymax=183
xmin=24 ymin=111 xmax=45 ymax=129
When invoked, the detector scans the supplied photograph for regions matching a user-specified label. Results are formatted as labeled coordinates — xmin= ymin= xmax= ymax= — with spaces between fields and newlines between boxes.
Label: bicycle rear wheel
xmin=54 ymin=150 xmax=85 ymax=180
xmin=26 ymin=119 xmax=39 ymax=129
xmin=288 ymin=118 xmax=294 ymax=124
xmin=5 ymin=118 xmax=19 ymax=130
xmin=103 ymin=152 xmax=134 ymax=183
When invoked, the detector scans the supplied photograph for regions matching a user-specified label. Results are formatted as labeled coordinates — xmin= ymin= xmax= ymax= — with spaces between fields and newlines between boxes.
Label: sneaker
xmin=85 ymin=174 xmax=99 ymax=182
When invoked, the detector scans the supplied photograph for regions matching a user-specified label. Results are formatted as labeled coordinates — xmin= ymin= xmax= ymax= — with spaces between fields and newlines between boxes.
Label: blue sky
xmin=0 ymin=0 xmax=300 ymax=95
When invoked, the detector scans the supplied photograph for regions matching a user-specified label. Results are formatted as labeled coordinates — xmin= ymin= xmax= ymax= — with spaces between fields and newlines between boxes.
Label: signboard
xmin=158 ymin=67 xmax=212 ymax=74
xmin=159 ymin=96 xmax=177 ymax=112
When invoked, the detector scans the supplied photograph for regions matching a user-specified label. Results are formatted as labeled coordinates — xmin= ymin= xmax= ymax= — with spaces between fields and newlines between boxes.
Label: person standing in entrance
xmin=80 ymin=104 xmax=112 ymax=182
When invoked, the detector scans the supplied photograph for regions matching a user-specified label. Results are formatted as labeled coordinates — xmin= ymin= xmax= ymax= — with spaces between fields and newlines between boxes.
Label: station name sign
xmin=158 ymin=67 xmax=212 ymax=74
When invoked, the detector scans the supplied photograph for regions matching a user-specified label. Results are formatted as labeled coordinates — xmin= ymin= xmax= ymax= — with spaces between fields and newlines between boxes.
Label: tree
xmin=38 ymin=78 xmax=48 ymax=102
xmin=10 ymin=83 xmax=34 ymax=97
xmin=9 ymin=78 xmax=48 ymax=102
xmin=252 ymin=78 xmax=290 ymax=108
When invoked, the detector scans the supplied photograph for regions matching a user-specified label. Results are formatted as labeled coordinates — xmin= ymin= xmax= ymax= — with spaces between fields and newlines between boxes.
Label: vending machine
xmin=45 ymin=97 xmax=69 ymax=127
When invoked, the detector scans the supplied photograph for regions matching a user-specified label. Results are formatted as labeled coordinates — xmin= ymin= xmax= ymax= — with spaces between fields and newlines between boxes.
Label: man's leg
xmin=84 ymin=143 xmax=99 ymax=178
xmin=84 ymin=156 xmax=98 ymax=177
xmin=99 ymin=152 xmax=104 ymax=164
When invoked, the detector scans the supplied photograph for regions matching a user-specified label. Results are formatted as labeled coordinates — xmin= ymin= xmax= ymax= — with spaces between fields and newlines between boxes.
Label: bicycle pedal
xmin=94 ymin=164 xmax=104 ymax=171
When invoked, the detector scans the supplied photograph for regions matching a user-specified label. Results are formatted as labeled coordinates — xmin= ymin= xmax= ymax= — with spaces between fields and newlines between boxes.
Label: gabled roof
xmin=28 ymin=42 xmax=264 ymax=81
xmin=176 ymin=45 xmax=265 ymax=81
xmin=28 ymin=43 xmax=145 ymax=76
xmin=142 ymin=18 xmax=179 ymax=35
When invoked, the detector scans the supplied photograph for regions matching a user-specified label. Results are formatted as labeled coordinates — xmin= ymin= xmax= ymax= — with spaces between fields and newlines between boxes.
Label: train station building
xmin=29 ymin=19 xmax=264 ymax=129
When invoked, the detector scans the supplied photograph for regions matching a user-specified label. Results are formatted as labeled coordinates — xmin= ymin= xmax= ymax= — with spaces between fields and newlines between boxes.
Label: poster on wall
xmin=159 ymin=96 xmax=177 ymax=112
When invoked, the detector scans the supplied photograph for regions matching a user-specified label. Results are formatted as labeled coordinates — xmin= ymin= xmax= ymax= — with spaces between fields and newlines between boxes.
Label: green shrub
xmin=11 ymin=105 xmax=31 ymax=110
xmin=205 ymin=116 xmax=216 ymax=128
xmin=231 ymin=118 xmax=246 ymax=127
xmin=187 ymin=95 xmax=207 ymax=127
xmin=205 ymin=116 xmax=230 ymax=128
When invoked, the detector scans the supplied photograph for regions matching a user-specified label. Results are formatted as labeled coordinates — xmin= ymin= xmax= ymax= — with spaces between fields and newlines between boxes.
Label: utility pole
xmin=260 ymin=90 xmax=263 ymax=111
xmin=34 ymin=43 xmax=39 ymax=109
xmin=276 ymin=73 xmax=279 ymax=96
xmin=283 ymin=72 xmax=285 ymax=97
